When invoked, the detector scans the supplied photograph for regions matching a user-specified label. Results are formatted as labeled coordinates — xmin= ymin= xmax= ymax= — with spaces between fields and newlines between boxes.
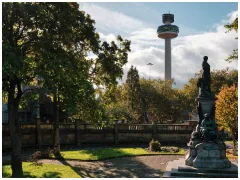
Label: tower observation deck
xmin=157 ymin=13 xmax=179 ymax=80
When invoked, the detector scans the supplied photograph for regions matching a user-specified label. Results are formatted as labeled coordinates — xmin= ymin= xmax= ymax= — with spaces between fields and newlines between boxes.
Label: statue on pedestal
xmin=185 ymin=56 xmax=231 ymax=169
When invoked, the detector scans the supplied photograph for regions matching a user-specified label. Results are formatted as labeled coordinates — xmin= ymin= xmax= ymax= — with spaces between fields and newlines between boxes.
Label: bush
xmin=28 ymin=147 xmax=59 ymax=166
xmin=149 ymin=139 xmax=161 ymax=152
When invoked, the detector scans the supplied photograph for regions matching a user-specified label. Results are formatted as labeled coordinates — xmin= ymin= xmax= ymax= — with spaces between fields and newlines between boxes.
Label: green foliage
xmin=111 ymin=78 xmax=186 ymax=124
xmin=106 ymin=101 xmax=137 ymax=123
xmin=182 ymin=69 xmax=238 ymax=111
xmin=2 ymin=3 xmax=130 ymax=176
xmin=224 ymin=17 xmax=238 ymax=62
xmin=2 ymin=2 xmax=131 ymax=122
xmin=125 ymin=66 xmax=147 ymax=122
xmin=140 ymin=79 xmax=185 ymax=123
xmin=225 ymin=17 xmax=238 ymax=33
xmin=126 ymin=66 xmax=141 ymax=109
xmin=149 ymin=139 xmax=161 ymax=152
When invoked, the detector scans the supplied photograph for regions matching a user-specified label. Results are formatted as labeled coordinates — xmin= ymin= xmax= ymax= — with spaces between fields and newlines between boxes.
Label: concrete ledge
xmin=164 ymin=158 xmax=238 ymax=178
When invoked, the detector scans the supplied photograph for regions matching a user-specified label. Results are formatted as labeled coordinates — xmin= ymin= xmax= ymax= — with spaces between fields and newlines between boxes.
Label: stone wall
xmin=2 ymin=122 xmax=195 ymax=149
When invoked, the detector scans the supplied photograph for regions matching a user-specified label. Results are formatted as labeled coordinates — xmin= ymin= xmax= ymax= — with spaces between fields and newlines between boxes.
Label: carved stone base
xmin=185 ymin=142 xmax=231 ymax=169
xmin=185 ymin=147 xmax=197 ymax=166
xmin=197 ymin=96 xmax=215 ymax=116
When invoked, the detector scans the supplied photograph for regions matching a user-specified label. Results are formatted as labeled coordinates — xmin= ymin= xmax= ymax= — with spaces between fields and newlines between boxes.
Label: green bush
xmin=149 ymin=139 xmax=161 ymax=152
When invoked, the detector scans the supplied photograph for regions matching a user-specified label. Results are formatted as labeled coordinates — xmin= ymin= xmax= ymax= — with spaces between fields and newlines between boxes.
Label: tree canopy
xmin=2 ymin=2 xmax=130 ymax=177
xmin=224 ymin=17 xmax=238 ymax=62
xmin=215 ymin=84 xmax=238 ymax=155
xmin=182 ymin=69 xmax=238 ymax=111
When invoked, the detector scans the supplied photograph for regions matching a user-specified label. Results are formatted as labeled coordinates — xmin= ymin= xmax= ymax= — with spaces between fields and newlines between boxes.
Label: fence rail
xmin=2 ymin=122 xmax=198 ymax=149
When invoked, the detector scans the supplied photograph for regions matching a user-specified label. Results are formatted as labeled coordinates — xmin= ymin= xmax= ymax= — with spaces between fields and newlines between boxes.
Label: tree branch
xmin=22 ymin=88 xmax=39 ymax=95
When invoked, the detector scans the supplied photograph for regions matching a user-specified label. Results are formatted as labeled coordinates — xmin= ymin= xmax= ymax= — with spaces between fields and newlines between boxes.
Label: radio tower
xmin=157 ymin=13 xmax=179 ymax=80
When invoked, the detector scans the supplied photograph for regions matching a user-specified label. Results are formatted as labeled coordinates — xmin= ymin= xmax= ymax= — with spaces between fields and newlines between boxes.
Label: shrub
xmin=28 ymin=151 xmax=43 ymax=166
xmin=28 ymin=147 xmax=59 ymax=166
xmin=149 ymin=139 xmax=161 ymax=152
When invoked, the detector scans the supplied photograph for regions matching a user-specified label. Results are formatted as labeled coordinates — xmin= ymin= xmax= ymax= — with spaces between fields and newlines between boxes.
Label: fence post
xmin=114 ymin=121 xmax=119 ymax=144
xmin=75 ymin=122 xmax=81 ymax=147
xmin=152 ymin=121 xmax=157 ymax=140
xmin=36 ymin=116 xmax=42 ymax=149
xmin=34 ymin=101 xmax=42 ymax=149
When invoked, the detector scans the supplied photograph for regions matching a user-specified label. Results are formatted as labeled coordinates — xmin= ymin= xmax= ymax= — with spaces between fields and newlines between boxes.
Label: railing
xmin=2 ymin=122 xmax=196 ymax=149
xmin=3 ymin=123 xmax=195 ymax=132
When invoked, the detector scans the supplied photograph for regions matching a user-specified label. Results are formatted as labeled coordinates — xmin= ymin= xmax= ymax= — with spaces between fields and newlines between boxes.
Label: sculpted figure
xmin=197 ymin=56 xmax=212 ymax=97
xmin=200 ymin=113 xmax=217 ymax=141
xmin=202 ymin=56 xmax=211 ymax=86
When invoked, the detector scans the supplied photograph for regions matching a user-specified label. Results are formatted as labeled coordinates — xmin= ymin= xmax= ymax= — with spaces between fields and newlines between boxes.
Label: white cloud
xmin=123 ymin=11 xmax=238 ymax=88
xmin=79 ymin=3 xmax=147 ymax=35
xmin=99 ymin=33 xmax=117 ymax=43
xmin=80 ymin=4 xmax=238 ymax=89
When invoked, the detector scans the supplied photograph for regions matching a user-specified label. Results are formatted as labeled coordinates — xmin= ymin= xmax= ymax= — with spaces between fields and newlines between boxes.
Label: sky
xmin=78 ymin=2 xmax=238 ymax=89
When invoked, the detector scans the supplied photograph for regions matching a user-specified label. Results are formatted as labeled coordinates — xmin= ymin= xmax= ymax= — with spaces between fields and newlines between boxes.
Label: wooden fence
xmin=2 ymin=122 xmax=197 ymax=149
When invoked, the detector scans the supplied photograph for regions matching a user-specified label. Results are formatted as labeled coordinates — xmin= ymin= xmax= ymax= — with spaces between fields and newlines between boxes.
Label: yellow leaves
xmin=216 ymin=84 xmax=238 ymax=134
xmin=29 ymin=77 xmax=38 ymax=86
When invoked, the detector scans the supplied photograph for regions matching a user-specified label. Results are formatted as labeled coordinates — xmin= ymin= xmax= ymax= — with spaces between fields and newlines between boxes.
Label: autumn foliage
xmin=216 ymin=84 xmax=238 ymax=155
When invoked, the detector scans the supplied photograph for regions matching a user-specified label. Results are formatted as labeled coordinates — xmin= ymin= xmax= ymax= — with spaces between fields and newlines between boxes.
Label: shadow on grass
xmin=56 ymin=148 xmax=166 ymax=178
xmin=54 ymin=153 xmax=84 ymax=178
xmin=43 ymin=172 xmax=61 ymax=178
xmin=2 ymin=171 xmax=37 ymax=178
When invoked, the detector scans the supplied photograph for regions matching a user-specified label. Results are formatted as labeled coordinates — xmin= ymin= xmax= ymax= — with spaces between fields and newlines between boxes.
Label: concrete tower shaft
xmin=157 ymin=13 xmax=179 ymax=81
xmin=165 ymin=38 xmax=171 ymax=80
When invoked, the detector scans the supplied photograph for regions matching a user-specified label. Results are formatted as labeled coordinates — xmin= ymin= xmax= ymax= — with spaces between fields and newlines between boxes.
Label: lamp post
xmin=147 ymin=63 xmax=153 ymax=80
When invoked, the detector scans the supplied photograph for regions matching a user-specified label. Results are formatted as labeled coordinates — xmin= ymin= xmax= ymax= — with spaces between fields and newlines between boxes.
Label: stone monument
xmin=185 ymin=56 xmax=231 ymax=169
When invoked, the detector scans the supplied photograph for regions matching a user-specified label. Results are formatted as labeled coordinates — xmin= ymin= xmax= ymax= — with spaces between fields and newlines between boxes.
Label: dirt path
xmin=38 ymin=155 xmax=183 ymax=178
xmin=37 ymin=155 xmax=237 ymax=178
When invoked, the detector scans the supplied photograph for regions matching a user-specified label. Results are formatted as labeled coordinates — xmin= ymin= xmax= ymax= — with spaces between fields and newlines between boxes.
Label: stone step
xmin=178 ymin=166 xmax=238 ymax=174
xmin=171 ymin=171 xmax=238 ymax=178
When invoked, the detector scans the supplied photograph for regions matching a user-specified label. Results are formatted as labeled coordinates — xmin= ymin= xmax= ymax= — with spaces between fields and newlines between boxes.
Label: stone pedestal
xmin=185 ymin=132 xmax=231 ymax=169
xmin=164 ymin=158 xmax=238 ymax=178
xmin=192 ymin=142 xmax=231 ymax=169
xmin=197 ymin=96 xmax=215 ymax=116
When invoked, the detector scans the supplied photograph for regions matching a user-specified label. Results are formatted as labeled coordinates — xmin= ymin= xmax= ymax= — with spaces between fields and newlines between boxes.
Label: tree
xmin=2 ymin=2 xmax=130 ymax=177
xmin=142 ymin=79 xmax=185 ymax=123
xmin=106 ymin=101 xmax=137 ymax=123
xmin=225 ymin=17 xmax=238 ymax=62
xmin=127 ymin=78 xmax=185 ymax=123
xmin=182 ymin=69 xmax=238 ymax=111
xmin=215 ymin=84 xmax=238 ymax=155
xmin=126 ymin=66 xmax=141 ymax=109
xmin=126 ymin=66 xmax=147 ymax=123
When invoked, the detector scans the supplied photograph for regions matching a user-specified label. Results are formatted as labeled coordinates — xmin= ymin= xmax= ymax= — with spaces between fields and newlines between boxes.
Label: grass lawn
xmin=2 ymin=162 xmax=81 ymax=178
xmin=56 ymin=147 xmax=185 ymax=161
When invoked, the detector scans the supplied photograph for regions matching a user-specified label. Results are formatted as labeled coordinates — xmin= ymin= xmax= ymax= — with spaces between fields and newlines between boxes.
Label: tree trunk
xmin=53 ymin=94 xmax=60 ymax=156
xmin=232 ymin=133 xmax=237 ymax=156
xmin=8 ymin=83 xmax=23 ymax=177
